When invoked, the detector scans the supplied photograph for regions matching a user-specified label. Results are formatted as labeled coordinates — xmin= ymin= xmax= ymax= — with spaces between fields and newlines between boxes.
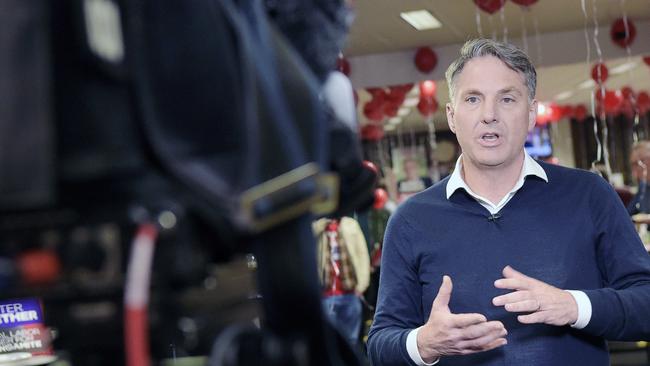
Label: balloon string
xmin=619 ymin=0 xmax=641 ymax=136
xmin=591 ymin=0 xmax=603 ymax=64
xmin=427 ymin=115 xmax=437 ymax=152
xmin=499 ymin=2 xmax=508 ymax=43
xmin=581 ymin=0 xmax=592 ymax=67
xmin=590 ymin=0 xmax=613 ymax=181
xmin=521 ymin=7 xmax=529 ymax=54
xmin=581 ymin=0 xmax=600 ymax=172
xmin=377 ymin=135 xmax=389 ymax=176
xmin=427 ymin=116 xmax=440 ymax=182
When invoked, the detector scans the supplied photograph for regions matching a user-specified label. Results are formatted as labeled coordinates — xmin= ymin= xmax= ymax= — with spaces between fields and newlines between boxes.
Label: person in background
xmin=397 ymin=158 xmax=433 ymax=203
xmin=627 ymin=141 xmax=650 ymax=215
xmin=367 ymin=38 xmax=650 ymax=366
xmin=313 ymin=216 xmax=371 ymax=347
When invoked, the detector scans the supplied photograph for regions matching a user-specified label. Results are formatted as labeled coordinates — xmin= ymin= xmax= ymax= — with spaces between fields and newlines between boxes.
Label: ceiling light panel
xmin=400 ymin=10 xmax=442 ymax=31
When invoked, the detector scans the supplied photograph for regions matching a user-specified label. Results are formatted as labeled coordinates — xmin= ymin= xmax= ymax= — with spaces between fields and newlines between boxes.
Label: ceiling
xmin=344 ymin=0 xmax=650 ymax=132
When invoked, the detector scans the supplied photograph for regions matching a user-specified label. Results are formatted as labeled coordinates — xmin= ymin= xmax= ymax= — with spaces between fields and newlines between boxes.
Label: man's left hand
xmin=492 ymin=266 xmax=578 ymax=326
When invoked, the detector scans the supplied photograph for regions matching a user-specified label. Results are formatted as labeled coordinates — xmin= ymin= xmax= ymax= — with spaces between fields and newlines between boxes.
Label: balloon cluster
xmin=585 ymin=62 xmax=650 ymax=117
xmin=536 ymin=90 xmax=650 ymax=127
xmin=362 ymin=84 xmax=413 ymax=122
xmin=594 ymin=87 xmax=650 ymax=117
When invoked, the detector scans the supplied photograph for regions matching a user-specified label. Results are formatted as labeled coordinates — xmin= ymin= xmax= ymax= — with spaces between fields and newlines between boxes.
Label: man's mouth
xmin=481 ymin=133 xmax=500 ymax=141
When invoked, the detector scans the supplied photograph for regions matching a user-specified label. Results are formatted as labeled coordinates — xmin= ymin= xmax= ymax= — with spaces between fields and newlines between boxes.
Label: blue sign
xmin=0 ymin=299 xmax=43 ymax=328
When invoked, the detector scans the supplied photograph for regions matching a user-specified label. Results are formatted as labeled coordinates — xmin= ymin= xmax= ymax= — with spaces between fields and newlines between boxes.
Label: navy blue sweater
xmin=367 ymin=162 xmax=650 ymax=366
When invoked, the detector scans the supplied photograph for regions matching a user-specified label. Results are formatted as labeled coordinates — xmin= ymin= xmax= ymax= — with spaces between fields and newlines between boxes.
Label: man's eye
xmin=466 ymin=96 xmax=479 ymax=103
xmin=503 ymin=97 xmax=515 ymax=103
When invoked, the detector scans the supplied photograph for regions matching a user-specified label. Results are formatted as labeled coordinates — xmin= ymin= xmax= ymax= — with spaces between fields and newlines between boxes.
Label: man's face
xmin=404 ymin=160 xmax=418 ymax=179
xmin=445 ymin=56 xmax=537 ymax=172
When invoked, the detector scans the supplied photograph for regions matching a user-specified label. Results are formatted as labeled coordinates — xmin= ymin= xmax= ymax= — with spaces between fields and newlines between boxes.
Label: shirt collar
xmin=446 ymin=151 xmax=548 ymax=200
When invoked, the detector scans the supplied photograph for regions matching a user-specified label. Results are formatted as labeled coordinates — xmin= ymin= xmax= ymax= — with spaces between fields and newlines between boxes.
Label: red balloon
xmin=373 ymin=188 xmax=389 ymax=209
xmin=574 ymin=104 xmax=588 ymax=121
xmin=563 ymin=105 xmax=576 ymax=119
xmin=591 ymin=63 xmax=609 ymax=84
xmin=621 ymin=86 xmax=635 ymax=101
xmin=362 ymin=160 xmax=379 ymax=175
xmin=366 ymin=87 xmax=387 ymax=104
xmin=386 ymin=87 xmax=406 ymax=106
xmin=397 ymin=83 xmax=415 ymax=94
xmin=638 ymin=91 xmax=650 ymax=105
xmin=644 ymin=56 xmax=650 ymax=67
xmin=474 ymin=0 xmax=505 ymax=14
xmin=620 ymin=99 xmax=635 ymax=119
xmin=361 ymin=124 xmax=384 ymax=141
xmin=417 ymin=96 xmax=439 ymax=116
xmin=18 ymin=250 xmax=61 ymax=285
xmin=363 ymin=101 xmax=383 ymax=122
xmin=610 ymin=18 xmax=637 ymax=49
xmin=419 ymin=80 xmax=437 ymax=98
xmin=603 ymin=90 xmax=623 ymax=114
xmin=336 ymin=55 xmax=351 ymax=76
xmin=414 ymin=47 xmax=438 ymax=73
xmin=638 ymin=91 xmax=650 ymax=114
xmin=383 ymin=103 xmax=399 ymax=117
xmin=511 ymin=0 xmax=538 ymax=6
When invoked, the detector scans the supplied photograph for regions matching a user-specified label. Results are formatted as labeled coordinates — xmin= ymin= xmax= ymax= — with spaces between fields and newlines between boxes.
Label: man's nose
xmin=481 ymin=100 xmax=498 ymax=124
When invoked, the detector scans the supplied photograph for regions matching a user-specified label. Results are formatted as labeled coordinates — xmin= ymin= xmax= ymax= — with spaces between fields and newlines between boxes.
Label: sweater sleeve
xmin=581 ymin=177 xmax=650 ymax=340
xmin=367 ymin=212 xmax=423 ymax=366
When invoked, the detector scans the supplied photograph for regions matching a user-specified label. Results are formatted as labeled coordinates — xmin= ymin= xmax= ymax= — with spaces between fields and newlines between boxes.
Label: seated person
xmin=397 ymin=158 xmax=433 ymax=203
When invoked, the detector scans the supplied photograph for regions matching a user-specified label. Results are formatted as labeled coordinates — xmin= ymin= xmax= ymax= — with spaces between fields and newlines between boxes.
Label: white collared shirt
xmin=406 ymin=151 xmax=592 ymax=366
xmin=445 ymin=151 xmax=548 ymax=213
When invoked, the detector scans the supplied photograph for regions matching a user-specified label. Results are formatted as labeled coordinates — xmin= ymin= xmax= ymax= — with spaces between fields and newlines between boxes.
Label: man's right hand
xmin=416 ymin=276 xmax=508 ymax=363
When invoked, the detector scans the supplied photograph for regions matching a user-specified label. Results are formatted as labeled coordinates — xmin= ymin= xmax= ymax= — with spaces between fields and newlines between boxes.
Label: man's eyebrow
xmin=462 ymin=89 xmax=484 ymax=96
xmin=498 ymin=87 xmax=523 ymax=95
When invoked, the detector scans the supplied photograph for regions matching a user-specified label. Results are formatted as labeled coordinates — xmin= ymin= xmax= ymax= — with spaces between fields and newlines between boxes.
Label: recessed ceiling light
xmin=554 ymin=91 xmax=574 ymax=101
xmin=578 ymin=79 xmax=595 ymax=90
xmin=610 ymin=61 xmax=638 ymax=75
xmin=400 ymin=10 xmax=442 ymax=31
xmin=398 ymin=107 xmax=411 ymax=116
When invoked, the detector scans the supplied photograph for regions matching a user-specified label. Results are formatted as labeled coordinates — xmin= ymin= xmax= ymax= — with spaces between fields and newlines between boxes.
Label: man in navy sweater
xmin=367 ymin=38 xmax=650 ymax=366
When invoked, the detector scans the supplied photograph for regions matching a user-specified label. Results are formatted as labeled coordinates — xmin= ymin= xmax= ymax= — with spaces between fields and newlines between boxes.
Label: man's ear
xmin=528 ymin=99 xmax=538 ymax=132
xmin=446 ymin=103 xmax=456 ymax=134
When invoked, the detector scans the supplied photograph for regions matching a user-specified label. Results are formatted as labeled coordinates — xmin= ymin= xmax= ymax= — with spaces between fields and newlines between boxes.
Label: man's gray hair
xmin=445 ymin=38 xmax=537 ymax=102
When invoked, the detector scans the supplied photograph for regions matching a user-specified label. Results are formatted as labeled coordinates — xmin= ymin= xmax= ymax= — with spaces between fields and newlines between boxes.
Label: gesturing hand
xmin=492 ymin=266 xmax=578 ymax=326
xmin=417 ymin=276 xmax=508 ymax=363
